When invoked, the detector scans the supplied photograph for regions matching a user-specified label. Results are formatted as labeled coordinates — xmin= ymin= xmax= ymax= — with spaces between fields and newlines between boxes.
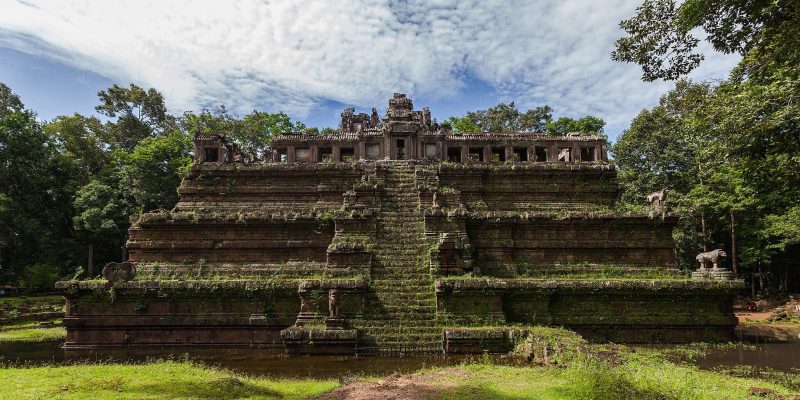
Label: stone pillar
xmin=357 ymin=142 xmax=365 ymax=160
xmin=287 ymin=146 xmax=296 ymax=163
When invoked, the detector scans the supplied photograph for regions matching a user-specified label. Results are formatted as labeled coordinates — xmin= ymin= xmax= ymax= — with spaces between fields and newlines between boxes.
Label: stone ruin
xmin=56 ymin=94 xmax=742 ymax=354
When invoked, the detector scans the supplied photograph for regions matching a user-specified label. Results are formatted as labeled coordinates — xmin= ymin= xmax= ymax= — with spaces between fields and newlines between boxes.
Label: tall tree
xmin=0 ymin=83 xmax=64 ymax=286
xmin=95 ymin=84 xmax=169 ymax=151
xmin=545 ymin=116 xmax=606 ymax=136
xmin=613 ymin=0 xmax=800 ymax=290
xmin=612 ymin=0 xmax=800 ymax=81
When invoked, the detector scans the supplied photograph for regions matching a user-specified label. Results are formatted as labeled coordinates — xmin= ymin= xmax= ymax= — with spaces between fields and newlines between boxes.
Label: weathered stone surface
xmin=58 ymin=94 xmax=739 ymax=353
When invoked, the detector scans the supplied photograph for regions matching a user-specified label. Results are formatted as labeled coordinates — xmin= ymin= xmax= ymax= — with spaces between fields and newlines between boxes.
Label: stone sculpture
xmin=328 ymin=289 xmax=341 ymax=318
xmin=646 ymin=189 xmax=668 ymax=209
xmin=696 ymin=249 xmax=727 ymax=270
xmin=102 ymin=262 xmax=136 ymax=283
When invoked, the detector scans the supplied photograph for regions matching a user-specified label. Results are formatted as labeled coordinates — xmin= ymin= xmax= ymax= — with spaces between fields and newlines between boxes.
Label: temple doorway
xmin=395 ymin=139 xmax=405 ymax=159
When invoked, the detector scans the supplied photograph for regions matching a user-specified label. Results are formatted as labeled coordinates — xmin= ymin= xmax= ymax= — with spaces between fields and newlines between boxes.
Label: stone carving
xmin=696 ymin=249 xmax=727 ymax=270
xmin=328 ymin=289 xmax=341 ymax=318
xmin=102 ymin=262 xmax=136 ymax=282
xmin=646 ymin=189 xmax=668 ymax=209
xmin=325 ymin=288 xmax=346 ymax=330
xmin=557 ymin=148 xmax=571 ymax=162
xmin=341 ymin=107 xmax=375 ymax=132
xmin=432 ymin=191 xmax=441 ymax=209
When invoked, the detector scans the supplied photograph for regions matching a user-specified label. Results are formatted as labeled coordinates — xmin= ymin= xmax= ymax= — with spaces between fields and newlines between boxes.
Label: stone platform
xmin=56 ymin=94 xmax=742 ymax=354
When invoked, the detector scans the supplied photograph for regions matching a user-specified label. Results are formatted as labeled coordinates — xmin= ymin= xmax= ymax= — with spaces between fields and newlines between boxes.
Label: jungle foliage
xmin=612 ymin=0 xmax=800 ymax=292
xmin=0 ymin=83 xmax=305 ymax=289
xmin=445 ymin=102 xmax=605 ymax=136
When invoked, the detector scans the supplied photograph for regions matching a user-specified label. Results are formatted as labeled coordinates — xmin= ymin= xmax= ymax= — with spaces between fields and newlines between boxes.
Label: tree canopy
xmin=446 ymin=102 xmax=604 ymax=136
xmin=0 ymin=82 xmax=306 ymax=288
xmin=612 ymin=0 xmax=800 ymax=290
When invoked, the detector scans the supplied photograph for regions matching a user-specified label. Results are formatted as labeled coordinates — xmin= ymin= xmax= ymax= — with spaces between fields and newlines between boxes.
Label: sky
xmin=0 ymin=0 xmax=740 ymax=141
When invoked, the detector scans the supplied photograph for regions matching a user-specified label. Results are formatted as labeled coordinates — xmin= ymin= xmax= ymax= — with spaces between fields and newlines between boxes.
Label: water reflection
xmin=2 ymin=324 xmax=798 ymax=377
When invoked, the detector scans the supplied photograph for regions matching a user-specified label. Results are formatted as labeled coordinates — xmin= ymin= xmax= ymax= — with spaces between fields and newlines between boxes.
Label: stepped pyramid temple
xmin=58 ymin=94 xmax=741 ymax=354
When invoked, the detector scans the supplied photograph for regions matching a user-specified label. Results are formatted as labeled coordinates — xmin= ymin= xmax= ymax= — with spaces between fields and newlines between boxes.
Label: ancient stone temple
xmin=57 ymin=94 xmax=741 ymax=354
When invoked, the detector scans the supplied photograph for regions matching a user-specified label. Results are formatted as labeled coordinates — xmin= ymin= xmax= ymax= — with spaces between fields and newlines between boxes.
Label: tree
xmin=612 ymin=0 xmax=800 ymax=81
xmin=0 ymin=83 xmax=65 ymax=286
xmin=613 ymin=0 xmax=800 ymax=291
xmin=0 ymin=82 xmax=24 ymax=118
xmin=95 ymin=84 xmax=169 ymax=151
xmin=45 ymin=114 xmax=107 ymax=181
xmin=444 ymin=115 xmax=481 ymax=133
xmin=117 ymin=129 xmax=193 ymax=213
xmin=180 ymin=107 xmax=305 ymax=157
xmin=545 ymin=116 xmax=606 ymax=136
xmin=446 ymin=103 xmax=557 ymax=133
xmin=72 ymin=179 xmax=132 ymax=276
xmin=613 ymin=80 xmax=711 ymax=269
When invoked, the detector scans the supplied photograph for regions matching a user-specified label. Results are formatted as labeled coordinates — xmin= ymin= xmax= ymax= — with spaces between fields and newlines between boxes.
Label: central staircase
xmin=356 ymin=162 xmax=441 ymax=353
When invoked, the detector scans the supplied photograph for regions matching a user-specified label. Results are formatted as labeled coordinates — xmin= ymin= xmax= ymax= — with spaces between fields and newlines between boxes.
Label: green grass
xmin=0 ymin=360 xmax=338 ymax=400
xmin=425 ymin=352 xmax=797 ymax=400
xmin=0 ymin=322 xmax=66 ymax=343
xmin=0 ymin=345 xmax=796 ymax=399
xmin=0 ymin=295 xmax=64 ymax=308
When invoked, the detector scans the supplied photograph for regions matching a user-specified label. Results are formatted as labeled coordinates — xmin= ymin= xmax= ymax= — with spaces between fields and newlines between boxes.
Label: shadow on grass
xmin=80 ymin=377 xmax=286 ymax=399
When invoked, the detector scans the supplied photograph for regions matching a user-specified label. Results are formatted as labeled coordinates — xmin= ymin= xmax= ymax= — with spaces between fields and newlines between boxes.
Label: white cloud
xmin=0 ymin=0 xmax=739 ymax=136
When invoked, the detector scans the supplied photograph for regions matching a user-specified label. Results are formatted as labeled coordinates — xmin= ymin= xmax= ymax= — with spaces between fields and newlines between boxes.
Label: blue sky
xmin=0 ymin=0 xmax=740 ymax=142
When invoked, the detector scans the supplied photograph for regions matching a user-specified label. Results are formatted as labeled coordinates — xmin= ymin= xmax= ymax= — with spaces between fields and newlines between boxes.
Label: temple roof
xmin=272 ymin=130 xmax=606 ymax=143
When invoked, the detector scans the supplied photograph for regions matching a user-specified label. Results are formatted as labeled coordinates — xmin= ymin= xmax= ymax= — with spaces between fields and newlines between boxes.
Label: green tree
xmin=613 ymin=0 xmax=800 ymax=290
xmin=0 ymin=83 xmax=65 ymax=286
xmin=117 ymin=129 xmax=193 ymax=212
xmin=72 ymin=179 xmax=132 ymax=276
xmin=446 ymin=103 xmax=554 ymax=133
xmin=95 ymin=83 xmax=169 ymax=151
xmin=444 ymin=115 xmax=481 ymax=133
xmin=545 ymin=116 xmax=606 ymax=136
xmin=180 ymin=107 xmax=304 ymax=157
xmin=612 ymin=0 xmax=799 ymax=81
xmin=45 ymin=114 xmax=107 ymax=181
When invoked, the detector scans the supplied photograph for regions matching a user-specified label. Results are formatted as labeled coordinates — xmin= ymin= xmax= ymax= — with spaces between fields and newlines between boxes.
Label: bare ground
xmin=315 ymin=369 xmax=469 ymax=400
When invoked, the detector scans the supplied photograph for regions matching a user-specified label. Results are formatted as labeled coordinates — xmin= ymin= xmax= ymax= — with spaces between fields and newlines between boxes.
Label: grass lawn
xmin=427 ymin=356 xmax=795 ymax=400
xmin=0 ymin=360 xmax=338 ymax=400
xmin=0 ymin=295 xmax=64 ymax=308
xmin=0 ymin=322 xmax=66 ymax=343
xmin=2 ymin=350 xmax=797 ymax=400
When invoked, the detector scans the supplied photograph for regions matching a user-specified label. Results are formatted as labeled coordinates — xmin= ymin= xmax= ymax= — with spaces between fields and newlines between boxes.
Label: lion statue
xmin=695 ymin=249 xmax=727 ymax=270
xmin=646 ymin=188 xmax=668 ymax=209
xmin=102 ymin=262 xmax=136 ymax=283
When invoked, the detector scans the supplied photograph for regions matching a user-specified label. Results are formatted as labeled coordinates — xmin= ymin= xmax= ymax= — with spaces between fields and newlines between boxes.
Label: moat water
xmin=2 ymin=325 xmax=798 ymax=378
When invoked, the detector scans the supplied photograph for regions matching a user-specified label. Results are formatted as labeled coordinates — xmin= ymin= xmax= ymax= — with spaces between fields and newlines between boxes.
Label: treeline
xmin=612 ymin=0 xmax=800 ymax=293
xmin=445 ymin=102 xmax=606 ymax=136
xmin=0 ymin=83 xmax=306 ymax=290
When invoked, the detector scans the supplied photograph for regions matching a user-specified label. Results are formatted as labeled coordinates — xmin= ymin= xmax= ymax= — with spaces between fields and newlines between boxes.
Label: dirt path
xmin=316 ymin=370 xmax=466 ymax=400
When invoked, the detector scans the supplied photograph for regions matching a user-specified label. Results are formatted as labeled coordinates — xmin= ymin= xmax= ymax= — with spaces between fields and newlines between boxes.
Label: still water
xmin=1 ymin=324 xmax=797 ymax=378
